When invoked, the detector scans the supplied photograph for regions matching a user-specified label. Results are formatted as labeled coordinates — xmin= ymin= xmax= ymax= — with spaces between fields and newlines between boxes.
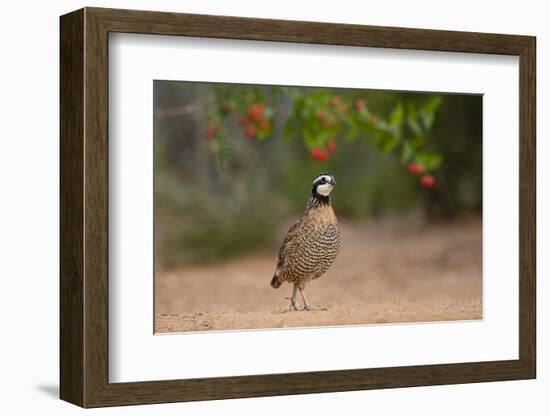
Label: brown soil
xmin=155 ymin=216 xmax=482 ymax=333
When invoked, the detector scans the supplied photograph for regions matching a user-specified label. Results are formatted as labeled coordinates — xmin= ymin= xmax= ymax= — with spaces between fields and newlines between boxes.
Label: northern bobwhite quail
xmin=270 ymin=173 xmax=340 ymax=311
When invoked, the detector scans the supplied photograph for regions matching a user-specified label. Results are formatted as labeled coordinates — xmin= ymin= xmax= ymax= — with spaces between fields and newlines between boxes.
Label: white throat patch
xmin=316 ymin=183 xmax=334 ymax=196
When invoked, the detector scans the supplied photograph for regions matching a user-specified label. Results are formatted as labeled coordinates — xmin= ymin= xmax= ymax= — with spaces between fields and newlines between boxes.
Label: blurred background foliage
xmin=155 ymin=81 xmax=482 ymax=267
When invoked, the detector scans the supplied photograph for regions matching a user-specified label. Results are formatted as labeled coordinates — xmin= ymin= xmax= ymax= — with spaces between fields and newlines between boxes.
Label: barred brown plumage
xmin=271 ymin=173 xmax=341 ymax=311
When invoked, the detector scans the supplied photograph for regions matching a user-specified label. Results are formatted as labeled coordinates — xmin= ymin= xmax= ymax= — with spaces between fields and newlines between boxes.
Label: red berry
xmin=354 ymin=98 xmax=366 ymax=111
xmin=310 ymin=148 xmax=330 ymax=161
xmin=247 ymin=103 xmax=264 ymax=122
xmin=420 ymin=174 xmax=436 ymax=188
xmin=330 ymin=96 xmax=348 ymax=114
xmin=245 ymin=125 xmax=257 ymax=139
xmin=326 ymin=139 xmax=337 ymax=153
xmin=407 ymin=162 xmax=424 ymax=176
xmin=204 ymin=123 xmax=219 ymax=140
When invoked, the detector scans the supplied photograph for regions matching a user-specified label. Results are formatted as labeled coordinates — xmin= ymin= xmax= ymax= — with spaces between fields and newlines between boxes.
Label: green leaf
xmin=303 ymin=129 xmax=321 ymax=149
xmin=256 ymin=130 xmax=270 ymax=141
xmin=344 ymin=124 xmax=360 ymax=142
xmin=407 ymin=117 xmax=423 ymax=137
xmin=381 ymin=135 xmax=400 ymax=153
xmin=283 ymin=118 xmax=299 ymax=140
xmin=419 ymin=96 xmax=442 ymax=129
xmin=416 ymin=151 xmax=442 ymax=170
xmin=409 ymin=136 xmax=426 ymax=149
xmin=420 ymin=112 xmax=435 ymax=129
xmin=424 ymin=96 xmax=443 ymax=113
xmin=406 ymin=101 xmax=417 ymax=118
xmin=389 ymin=102 xmax=405 ymax=127
xmin=401 ymin=141 xmax=414 ymax=163
xmin=374 ymin=130 xmax=399 ymax=154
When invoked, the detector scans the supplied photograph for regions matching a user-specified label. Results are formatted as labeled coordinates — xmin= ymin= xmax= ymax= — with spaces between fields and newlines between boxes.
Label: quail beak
xmin=330 ymin=177 xmax=337 ymax=186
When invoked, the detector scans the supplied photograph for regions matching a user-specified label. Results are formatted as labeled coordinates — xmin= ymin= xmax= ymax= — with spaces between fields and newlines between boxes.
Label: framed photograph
xmin=60 ymin=7 xmax=536 ymax=408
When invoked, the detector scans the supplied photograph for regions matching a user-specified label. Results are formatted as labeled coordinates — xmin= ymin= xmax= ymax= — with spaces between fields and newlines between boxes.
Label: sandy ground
xmin=155 ymin=216 xmax=482 ymax=333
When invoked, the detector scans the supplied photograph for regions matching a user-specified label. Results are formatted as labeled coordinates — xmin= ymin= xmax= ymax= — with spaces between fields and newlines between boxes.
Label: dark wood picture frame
xmin=60 ymin=7 xmax=536 ymax=408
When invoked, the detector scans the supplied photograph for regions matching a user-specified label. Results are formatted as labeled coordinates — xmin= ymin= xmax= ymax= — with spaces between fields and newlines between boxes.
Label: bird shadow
xmin=35 ymin=384 xmax=59 ymax=399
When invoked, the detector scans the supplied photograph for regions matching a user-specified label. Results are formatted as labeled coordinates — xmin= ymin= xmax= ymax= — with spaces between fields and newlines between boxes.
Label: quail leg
xmin=299 ymin=287 xmax=327 ymax=311
xmin=288 ymin=284 xmax=298 ymax=311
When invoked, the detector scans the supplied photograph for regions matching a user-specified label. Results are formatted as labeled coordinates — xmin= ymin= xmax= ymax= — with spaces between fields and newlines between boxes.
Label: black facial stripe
xmin=311 ymin=174 xmax=335 ymax=198
xmin=313 ymin=175 xmax=331 ymax=185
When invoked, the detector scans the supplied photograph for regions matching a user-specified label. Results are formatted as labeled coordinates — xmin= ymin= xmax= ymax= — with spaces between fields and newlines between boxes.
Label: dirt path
xmin=155 ymin=217 xmax=482 ymax=332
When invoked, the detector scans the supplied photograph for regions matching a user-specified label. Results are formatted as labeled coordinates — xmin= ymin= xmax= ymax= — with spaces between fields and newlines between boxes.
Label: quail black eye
xmin=320 ymin=178 xmax=327 ymax=183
